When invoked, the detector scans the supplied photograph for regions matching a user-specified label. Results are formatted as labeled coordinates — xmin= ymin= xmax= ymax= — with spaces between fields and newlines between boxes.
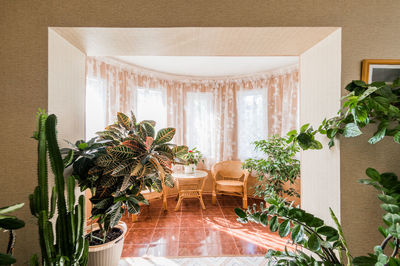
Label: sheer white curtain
xmin=135 ymin=87 xmax=167 ymax=131
xmin=86 ymin=57 xmax=299 ymax=168
xmin=237 ymin=88 xmax=268 ymax=160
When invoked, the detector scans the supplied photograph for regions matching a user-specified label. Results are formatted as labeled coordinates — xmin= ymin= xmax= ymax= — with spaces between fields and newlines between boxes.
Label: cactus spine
xmin=29 ymin=111 xmax=88 ymax=265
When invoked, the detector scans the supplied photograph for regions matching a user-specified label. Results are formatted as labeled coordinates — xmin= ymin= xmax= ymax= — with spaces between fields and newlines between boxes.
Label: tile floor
xmin=121 ymin=194 xmax=290 ymax=257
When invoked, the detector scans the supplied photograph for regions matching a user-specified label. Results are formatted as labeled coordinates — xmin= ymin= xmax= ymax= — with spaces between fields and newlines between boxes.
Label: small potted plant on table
xmin=181 ymin=147 xmax=204 ymax=173
xmin=63 ymin=112 xmax=186 ymax=266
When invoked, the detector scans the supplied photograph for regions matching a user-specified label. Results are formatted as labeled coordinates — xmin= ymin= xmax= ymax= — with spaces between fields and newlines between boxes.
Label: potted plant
xmin=235 ymin=78 xmax=400 ymax=265
xmin=29 ymin=110 xmax=88 ymax=266
xmin=63 ymin=112 xmax=187 ymax=266
xmin=0 ymin=203 xmax=25 ymax=266
xmin=181 ymin=147 xmax=204 ymax=173
xmin=242 ymin=135 xmax=300 ymax=199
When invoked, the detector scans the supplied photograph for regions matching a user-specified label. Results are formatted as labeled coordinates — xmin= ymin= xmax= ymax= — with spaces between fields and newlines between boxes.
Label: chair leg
xmin=212 ymin=190 xmax=217 ymax=205
xmin=175 ymin=196 xmax=183 ymax=211
xmin=242 ymin=196 xmax=248 ymax=209
xmin=131 ymin=214 xmax=138 ymax=223
xmin=162 ymin=193 xmax=168 ymax=211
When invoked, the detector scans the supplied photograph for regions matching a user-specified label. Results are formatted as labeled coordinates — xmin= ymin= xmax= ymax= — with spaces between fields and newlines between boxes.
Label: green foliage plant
xmin=63 ymin=112 xmax=188 ymax=243
xmin=29 ymin=110 xmax=88 ymax=265
xmin=235 ymin=197 xmax=350 ymax=265
xmin=242 ymin=135 xmax=301 ymax=199
xmin=0 ymin=203 xmax=25 ymax=265
xmin=180 ymin=147 xmax=204 ymax=165
xmin=235 ymin=77 xmax=400 ymax=265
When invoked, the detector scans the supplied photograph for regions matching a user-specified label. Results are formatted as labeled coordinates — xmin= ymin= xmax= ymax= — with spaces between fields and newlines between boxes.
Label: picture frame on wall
xmin=361 ymin=59 xmax=400 ymax=83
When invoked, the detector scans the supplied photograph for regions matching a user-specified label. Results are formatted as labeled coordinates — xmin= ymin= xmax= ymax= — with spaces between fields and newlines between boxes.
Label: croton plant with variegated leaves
xmin=62 ymin=112 xmax=187 ymax=242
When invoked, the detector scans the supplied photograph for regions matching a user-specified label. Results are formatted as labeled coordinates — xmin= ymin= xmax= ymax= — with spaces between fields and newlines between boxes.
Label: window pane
xmin=185 ymin=92 xmax=216 ymax=159
xmin=136 ymin=88 xmax=167 ymax=131
xmin=237 ymin=89 xmax=268 ymax=160
xmin=86 ymin=78 xmax=107 ymax=140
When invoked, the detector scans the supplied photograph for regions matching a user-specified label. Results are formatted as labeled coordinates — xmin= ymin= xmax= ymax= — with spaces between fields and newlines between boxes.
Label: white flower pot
xmin=184 ymin=164 xmax=196 ymax=173
xmin=87 ymin=221 xmax=127 ymax=266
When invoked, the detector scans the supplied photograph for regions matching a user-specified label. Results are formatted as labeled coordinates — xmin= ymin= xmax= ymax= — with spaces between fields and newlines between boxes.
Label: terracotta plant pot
xmin=86 ymin=221 xmax=127 ymax=266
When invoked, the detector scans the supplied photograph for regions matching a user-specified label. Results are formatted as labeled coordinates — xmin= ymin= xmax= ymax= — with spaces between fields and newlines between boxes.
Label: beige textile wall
xmin=2 ymin=1 xmax=400 ymax=263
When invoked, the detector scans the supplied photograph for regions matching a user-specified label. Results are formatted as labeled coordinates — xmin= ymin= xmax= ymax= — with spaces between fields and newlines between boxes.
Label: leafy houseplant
xmin=181 ymin=147 xmax=204 ymax=173
xmin=235 ymin=78 xmax=400 ymax=265
xmin=242 ymin=135 xmax=300 ymax=199
xmin=64 ymin=112 xmax=187 ymax=266
xmin=235 ymin=197 xmax=351 ymax=265
xmin=29 ymin=110 xmax=88 ymax=266
xmin=0 ymin=203 xmax=25 ymax=265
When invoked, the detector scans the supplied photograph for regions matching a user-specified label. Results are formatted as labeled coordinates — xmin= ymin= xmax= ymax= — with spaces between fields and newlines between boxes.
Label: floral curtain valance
xmin=86 ymin=57 xmax=299 ymax=167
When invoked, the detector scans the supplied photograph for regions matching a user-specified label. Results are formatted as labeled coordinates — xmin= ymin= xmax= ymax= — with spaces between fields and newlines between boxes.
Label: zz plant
xmin=64 ymin=112 xmax=187 ymax=243
xmin=235 ymin=197 xmax=351 ymax=266
xmin=29 ymin=110 xmax=88 ymax=265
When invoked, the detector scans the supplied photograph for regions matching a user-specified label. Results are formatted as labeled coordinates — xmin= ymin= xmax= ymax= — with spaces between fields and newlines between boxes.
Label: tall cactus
xmin=29 ymin=111 xmax=88 ymax=265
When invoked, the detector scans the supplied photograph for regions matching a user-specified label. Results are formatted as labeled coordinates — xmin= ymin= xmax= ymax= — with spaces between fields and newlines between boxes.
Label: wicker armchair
xmin=211 ymin=161 xmax=249 ymax=209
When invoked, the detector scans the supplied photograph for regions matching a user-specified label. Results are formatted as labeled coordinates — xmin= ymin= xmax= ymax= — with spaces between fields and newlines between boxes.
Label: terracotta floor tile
xmin=202 ymin=215 xmax=229 ymax=228
xmin=224 ymin=215 xmax=252 ymax=229
xmin=131 ymin=216 xmax=159 ymax=229
xmin=235 ymin=239 xmax=266 ymax=255
xmin=120 ymin=195 xmax=286 ymax=257
xmin=202 ymin=205 xmax=223 ymax=216
xmin=125 ymin=228 xmax=155 ymax=244
xmin=179 ymin=227 xmax=206 ymax=244
xmin=151 ymin=228 xmax=180 ymax=244
xmin=147 ymin=243 xmax=179 ymax=256
xmin=220 ymin=207 xmax=237 ymax=216
xmin=207 ymin=243 xmax=239 ymax=256
xmin=159 ymin=209 xmax=181 ymax=218
xmin=180 ymin=208 xmax=203 ymax=217
xmin=178 ymin=243 xmax=208 ymax=256
xmin=121 ymin=244 xmax=148 ymax=257
xmin=180 ymin=216 xmax=204 ymax=228
xmin=204 ymin=228 xmax=235 ymax=244
xmin=157 ymin=217 xmax=181 ymax=228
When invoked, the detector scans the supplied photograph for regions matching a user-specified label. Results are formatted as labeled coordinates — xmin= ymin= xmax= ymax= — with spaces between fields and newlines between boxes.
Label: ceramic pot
xmin=87 ymin=221 xmax=127 ymax=266
xmin=184 ymin=164 xmax=196 ymax=173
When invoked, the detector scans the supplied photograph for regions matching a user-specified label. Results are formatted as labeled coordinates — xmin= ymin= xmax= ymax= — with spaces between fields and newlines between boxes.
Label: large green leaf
xmin=96 ymin=154 xmax=114 ymax=167
xmin=291 ymin=224 xmax=304 ymax=243
xmin=0 ymin=253 xmax=17 ymax=265
xmin=343 ymin=123 xmax=362 ymax=137
xmin=154 ymin=128 xmax=176 ymax=144
xmin=234 ymin=208 xmax=246 ymax=219
xmin=107 ymin=145 xmax=139 ymax=160
xmin=394 ymin=131 xmax=400 ymax=144
xmin=381 ymin=204 xmax=400 ymax=214
xmin=269 ymin=216 xmax=279 ymax=232
xmin=172 ymin=145 xmax=188 ymax=157
xmin=316 ymin=226 xmax=337 ymax=238
xmin=307 ymin=233 xmax=321 ymax=251
xmin=368 ymin=127 xmax=387 ymax=144
xmin=366 ymin=168 xmax=380 ymax=181
xmin=117 ymin=112 xmax=131 ymax=130
xmin=0 ymin=217 xmax=25 ymax=230
xmin=141 ymin=122 xmax=155 ymax=138
xmin=278 ymin=219 xmax=290 ymax=237
xmin=0 ymin=203 xmax=24 ymax=215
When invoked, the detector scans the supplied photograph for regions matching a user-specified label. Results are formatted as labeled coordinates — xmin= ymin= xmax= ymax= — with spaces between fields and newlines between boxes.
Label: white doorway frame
xmin=48 ymin=27 xmax=341 ymax=223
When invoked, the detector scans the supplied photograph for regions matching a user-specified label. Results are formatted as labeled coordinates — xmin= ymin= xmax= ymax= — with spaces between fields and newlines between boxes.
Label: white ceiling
xmin=111 ymin=56 xmax=299 ymax=76
xmin=53 ymin=27 xmax=339 ymax=56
